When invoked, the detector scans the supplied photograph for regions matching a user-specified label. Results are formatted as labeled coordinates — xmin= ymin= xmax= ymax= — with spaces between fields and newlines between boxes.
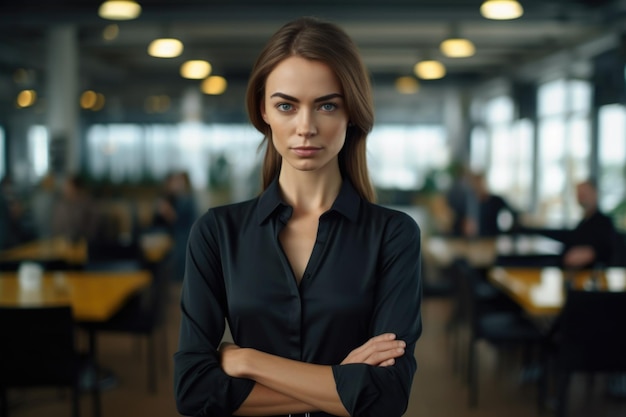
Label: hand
xmin=340 ymin=333 xmax=406 ymax=367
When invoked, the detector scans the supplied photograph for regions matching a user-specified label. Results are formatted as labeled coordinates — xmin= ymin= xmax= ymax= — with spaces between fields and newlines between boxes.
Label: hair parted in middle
xmin=245 ymin=16 xmax=376 ymax=202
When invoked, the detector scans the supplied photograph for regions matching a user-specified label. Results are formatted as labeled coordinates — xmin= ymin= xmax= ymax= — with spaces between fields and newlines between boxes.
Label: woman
xmin=174 ymin=17 xmax=422 ymax=417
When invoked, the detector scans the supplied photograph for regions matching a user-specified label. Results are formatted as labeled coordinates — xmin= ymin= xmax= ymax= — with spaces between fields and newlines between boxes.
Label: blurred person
xmin=468 ymin=172 xmax=519 ymax=237
xmin=560 ymin=179 xmax=616 ymax=269
xmin=51 ymin=174 xmax=100 ymax=242
xmin=30 ymin=172 xmax=59 ymax=238
xmin=0 ymin=176 xmax=30 ymax=249
xmin=174 ymin=17 xmax=422 ymax=417
xmin=444 ymin=161 xmax=478 ymax=237
xmin=529 ymin=179 xmax=617 ymax=269
xmin=151 ymin=170 xmax=197 ymax=279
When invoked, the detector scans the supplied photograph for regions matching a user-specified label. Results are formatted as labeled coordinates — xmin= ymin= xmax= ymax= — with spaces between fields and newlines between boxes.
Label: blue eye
xmin=320 ymin=103 xmax=337 ymax=111
xmin=277 ymin=103 xmax=293 ymax=112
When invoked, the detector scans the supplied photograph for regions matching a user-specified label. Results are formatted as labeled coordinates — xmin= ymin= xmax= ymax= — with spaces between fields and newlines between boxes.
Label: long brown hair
xmin=246 ymin=17 xmax=376 ymax=202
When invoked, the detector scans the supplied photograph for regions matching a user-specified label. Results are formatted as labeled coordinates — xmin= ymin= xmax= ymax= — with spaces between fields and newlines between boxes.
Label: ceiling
xmin=0 ymin=0 xmax=624 ymax=122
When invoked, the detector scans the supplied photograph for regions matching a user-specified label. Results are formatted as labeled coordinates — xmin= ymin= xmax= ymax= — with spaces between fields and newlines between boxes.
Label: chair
xmin=83 ymin=257 xmax=172 ymax=394
xmin=0 ymin=306 xmax=98 ymax=417
xmin=453 ymin=259 xmax=544 ymax=407
xmin=542 ymin=290 xmax=626 ymax=417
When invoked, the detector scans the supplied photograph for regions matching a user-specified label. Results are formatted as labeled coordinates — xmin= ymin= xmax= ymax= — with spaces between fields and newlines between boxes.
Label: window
xmin=85 ymin=123 xmax=262 ymax=200
xmin=84 ymin=122 xmax=448 ymax=204
xmin=367 ymin=124 xmax=448 ymax=191
xmin=536 ymin=78 xmax=592 ymax=227
xmin=471 ymin=96 xmax=534 ymax=212
xmin=598 ymin=104 xmax=626 ymax=230
xmin=27 ymin=126 xmax=49 ymax=181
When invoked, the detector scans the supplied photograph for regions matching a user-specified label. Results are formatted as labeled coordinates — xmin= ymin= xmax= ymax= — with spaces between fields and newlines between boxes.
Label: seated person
xmin=468 ymin=172 xmax=519 ymax=237
xmin=523 ymin=179 xmax=617 ymax=269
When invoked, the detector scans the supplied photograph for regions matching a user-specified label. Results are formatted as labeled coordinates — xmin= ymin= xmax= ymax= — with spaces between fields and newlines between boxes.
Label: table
xmin=0 ymin=234 xmax=173 ymax=268
xmin=0 ymin=270 xmax=152 ymax=322
xmin=0 ymin=269 xmax=152 ymax=417
xmin=425 ymin=234 xmax=563 ymax=269
xmin=488 ymin=266 xmax=626 ymax=317
xmin=0 ymin=237 xmax=87 ymax=266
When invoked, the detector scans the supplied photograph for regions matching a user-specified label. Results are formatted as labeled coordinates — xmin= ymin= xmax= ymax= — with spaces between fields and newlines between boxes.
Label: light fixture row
xmin=97 ymin=0 xmax=523 ymax=97
xmin=16 ymin=90 xmax=106 ymax=111
xmin=98 ymin=0 xmax=524 ymax=22
xmin=400 ymin=0 xmax=524 ymax=92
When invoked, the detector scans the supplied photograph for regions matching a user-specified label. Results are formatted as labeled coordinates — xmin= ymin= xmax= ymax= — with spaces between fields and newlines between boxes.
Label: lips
xmin=291 ymin=146 xmax=322 ymax=157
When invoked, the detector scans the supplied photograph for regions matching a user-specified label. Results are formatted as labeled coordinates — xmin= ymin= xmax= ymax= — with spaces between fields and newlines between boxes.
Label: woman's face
xmin=262 ymin=56 xmax=348 ymax=175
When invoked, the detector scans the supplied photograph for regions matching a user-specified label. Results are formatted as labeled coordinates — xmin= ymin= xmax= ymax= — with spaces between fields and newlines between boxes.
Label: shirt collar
xmin=256 ymin=177 xmax=361 ymax=225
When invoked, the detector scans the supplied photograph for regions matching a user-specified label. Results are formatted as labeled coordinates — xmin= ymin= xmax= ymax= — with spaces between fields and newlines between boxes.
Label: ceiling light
xmin=181 ymin=60 xmax=212 ymax=79
xmin=98 ymin=1 xmax=142 ymax=21
xmin=394 ymin=76 xmax=419 ymax=95
xmin=414 ymin=60 xmax=446 ymax=80
xmin=16 ymin=90 xmax=37 ymax=108
xmin=440 ymin=38 xmax=475 ymax=58
xmin=148 ymin=38 xmax=184 ymax=58
xmin=81 ymin=90 xmax=98 ymax=109
xmin=201 ymin=76 xmax=228 ymax=95
xmin=480 ymin=0 xmax=524 ymax=20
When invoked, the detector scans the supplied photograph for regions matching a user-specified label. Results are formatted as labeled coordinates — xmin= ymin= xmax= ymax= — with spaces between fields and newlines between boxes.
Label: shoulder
xmin=191 ymin=197 xmax=259 ymax=236
xmin=361 ymin=202 xmax=421 ymax=240
xmin=595 ymin=211 xmax=616 ymax=229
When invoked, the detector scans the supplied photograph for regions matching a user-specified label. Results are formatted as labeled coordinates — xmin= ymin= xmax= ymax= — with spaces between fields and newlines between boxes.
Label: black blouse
xmin=174 ymin=179 xmax=423 ymax=417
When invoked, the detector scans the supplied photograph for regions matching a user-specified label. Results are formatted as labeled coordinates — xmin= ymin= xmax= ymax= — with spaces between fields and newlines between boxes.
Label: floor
xmin=6 ymin=283 xmax=626 ymax=417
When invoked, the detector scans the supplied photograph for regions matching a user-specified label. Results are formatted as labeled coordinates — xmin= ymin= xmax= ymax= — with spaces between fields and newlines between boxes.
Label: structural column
xmin=46 ymin=25 xmax=79 ymax=174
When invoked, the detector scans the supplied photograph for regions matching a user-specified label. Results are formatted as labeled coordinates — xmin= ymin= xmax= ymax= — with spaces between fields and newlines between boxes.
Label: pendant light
xmin=395 ymin=76 xmax=420 ymax=94
xmin=180 ymin=60 xmax=212 ymax=79
xmin=148 ymin=38 xmax=184 ymax=58
xmin=98 ymin=1 xmax=142 ymax=20
xmin=414 ymin=60 xmax=446 ymax=80
xmin=480 ymin=0 xmax=524 ymax=20
xmin=440 ymin=38 xmax=475 ymax=58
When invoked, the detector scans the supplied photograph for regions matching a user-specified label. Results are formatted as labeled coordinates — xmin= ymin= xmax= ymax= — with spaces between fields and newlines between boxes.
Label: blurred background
xmin=1 ymin=0 xmax=625 ymax=230
xmin=1 ymin=1 xmax=626 ymax=417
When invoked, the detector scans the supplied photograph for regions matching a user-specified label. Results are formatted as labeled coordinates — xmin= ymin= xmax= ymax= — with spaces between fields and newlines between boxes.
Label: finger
xmin=378 ymin=358 xmax=395 ymax=367
xmin=357 ymin=339 xmax=406 ymax=361
xmin=361 ymin=346 xmax=406 ymax=366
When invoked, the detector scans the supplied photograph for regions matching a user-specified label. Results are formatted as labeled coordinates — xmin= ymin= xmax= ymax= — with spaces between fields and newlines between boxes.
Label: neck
xmin=278 ymin=164 xmax=342 ymax=214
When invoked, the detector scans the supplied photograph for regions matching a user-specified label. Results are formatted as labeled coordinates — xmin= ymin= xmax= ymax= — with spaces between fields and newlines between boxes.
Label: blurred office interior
xmin=1 ymin=1 xmax=626 ymax=417
xmin=0 ymin=0 xmax=624 ymax=228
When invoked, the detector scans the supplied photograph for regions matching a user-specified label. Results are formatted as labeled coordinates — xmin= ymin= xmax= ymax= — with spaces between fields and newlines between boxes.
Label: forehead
xmin=265 ymin=56 xmax=342 ymax=96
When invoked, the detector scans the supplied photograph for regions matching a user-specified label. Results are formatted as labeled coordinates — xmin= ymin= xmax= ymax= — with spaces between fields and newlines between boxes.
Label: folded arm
xmin=223 ymin=333 xmax=406 ymax=416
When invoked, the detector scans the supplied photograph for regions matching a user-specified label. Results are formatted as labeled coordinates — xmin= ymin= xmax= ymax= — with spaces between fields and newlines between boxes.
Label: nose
xmin=296 ymin=110 xmax=317 ymax=138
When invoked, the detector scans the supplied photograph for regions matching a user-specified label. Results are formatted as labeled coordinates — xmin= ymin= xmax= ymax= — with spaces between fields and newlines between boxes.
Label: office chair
xmin=0 ymin=306 xmax=99 ymax=417
xmin=453 ymin=259 xmax=544 ymax=408
xmin=542 ymin=290 xmax=626 ymax=417
xmin=83 ymin=258 xmax=171 ymax=394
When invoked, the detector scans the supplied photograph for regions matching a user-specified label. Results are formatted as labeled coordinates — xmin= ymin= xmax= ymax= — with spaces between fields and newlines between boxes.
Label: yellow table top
xmin=0 ymin=270 xmax=152 ymax=322
xmin=488 ymin=266 xmax=626 ymax=317
xmin=0 ymin=234 xmax=173 ymax=265
xmin=0 ymin=237 xmax=87 ymax=265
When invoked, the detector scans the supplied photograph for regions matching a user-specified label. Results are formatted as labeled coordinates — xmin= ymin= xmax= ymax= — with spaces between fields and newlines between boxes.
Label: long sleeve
xmin=174 ymin=210 xmax=255 ymax=416
xmin=332 ymin=212 xmax=422 ymax=417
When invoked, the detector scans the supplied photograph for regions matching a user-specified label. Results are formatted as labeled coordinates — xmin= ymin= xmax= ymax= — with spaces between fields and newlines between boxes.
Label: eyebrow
xmin=269 ymin=92 xmax=344 ymax=103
